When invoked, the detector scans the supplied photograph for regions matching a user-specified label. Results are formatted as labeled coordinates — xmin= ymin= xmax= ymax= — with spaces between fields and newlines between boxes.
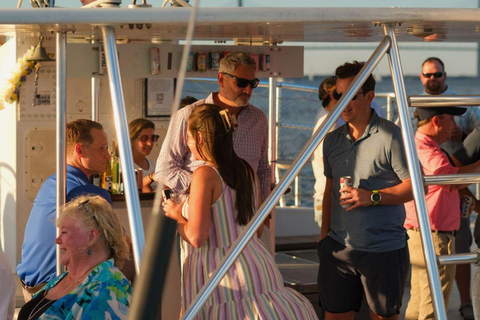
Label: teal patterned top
xmin=33 ymin=259 xmax=131 ymax=320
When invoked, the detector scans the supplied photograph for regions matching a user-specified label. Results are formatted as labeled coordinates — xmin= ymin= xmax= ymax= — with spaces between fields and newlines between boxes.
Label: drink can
xmin=136 ymin=168 xmax=143 ymax=191
xmin=340 ymin=176 xmax=352 ymax=209
xmin=460 ymin=195 xmax=474 ymax=218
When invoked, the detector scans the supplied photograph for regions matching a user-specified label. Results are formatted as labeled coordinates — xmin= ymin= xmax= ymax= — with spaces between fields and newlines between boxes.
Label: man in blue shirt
xmin=17 ymin=119 xmax=112 ymax=301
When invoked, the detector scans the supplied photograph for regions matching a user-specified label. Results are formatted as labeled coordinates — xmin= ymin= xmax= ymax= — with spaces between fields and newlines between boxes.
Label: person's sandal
xmin=459 ymin=303 xmax=475 ymax=320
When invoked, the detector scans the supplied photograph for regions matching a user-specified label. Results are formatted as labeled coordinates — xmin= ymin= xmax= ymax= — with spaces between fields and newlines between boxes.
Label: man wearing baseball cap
xmin=404 ymin=106 xmax=480 ymax=320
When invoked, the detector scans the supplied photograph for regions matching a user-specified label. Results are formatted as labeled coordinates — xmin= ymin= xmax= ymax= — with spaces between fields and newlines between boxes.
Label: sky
xmin=1 ymin=0 xmax=479 ymax=77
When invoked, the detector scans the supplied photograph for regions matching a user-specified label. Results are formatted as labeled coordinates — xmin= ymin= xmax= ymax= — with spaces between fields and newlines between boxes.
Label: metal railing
xmin=182 ymin=27 xmax=480 ymax=320
xmin=184 ymin=78 xmax=401 ymax=207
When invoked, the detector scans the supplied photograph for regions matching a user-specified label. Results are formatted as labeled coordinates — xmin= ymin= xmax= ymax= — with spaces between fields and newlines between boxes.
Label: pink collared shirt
xmin=404 ymin=132 xmax=460 ymax=231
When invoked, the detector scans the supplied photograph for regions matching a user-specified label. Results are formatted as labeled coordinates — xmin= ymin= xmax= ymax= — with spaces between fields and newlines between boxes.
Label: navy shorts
xmin=317 ymin=236 xmax=409 ymax=317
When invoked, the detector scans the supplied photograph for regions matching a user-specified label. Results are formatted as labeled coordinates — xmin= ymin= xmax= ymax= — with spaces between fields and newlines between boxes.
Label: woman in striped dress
xmin=163 ymin=104 xmax=318 ymax=320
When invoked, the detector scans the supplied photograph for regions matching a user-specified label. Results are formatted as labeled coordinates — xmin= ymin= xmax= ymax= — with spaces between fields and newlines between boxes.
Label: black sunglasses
xmin=222 ymin=73 xmax=259 ymax=89
xmin=138 ymin=134 xmax=159 ymax=143
xmin=332 ymin=91 xmax=364 ymax=101
xmin=422 ymin=72 xmax=444 ymax=78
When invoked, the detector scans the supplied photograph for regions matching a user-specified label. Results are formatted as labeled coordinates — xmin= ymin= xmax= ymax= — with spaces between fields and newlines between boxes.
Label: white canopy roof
xmin=0 ymin=7 xmax=478 ymax=43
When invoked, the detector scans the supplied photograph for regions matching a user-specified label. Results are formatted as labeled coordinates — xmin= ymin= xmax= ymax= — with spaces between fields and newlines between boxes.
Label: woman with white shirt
xmin=129 ymin=118 xmax=158 ymax=192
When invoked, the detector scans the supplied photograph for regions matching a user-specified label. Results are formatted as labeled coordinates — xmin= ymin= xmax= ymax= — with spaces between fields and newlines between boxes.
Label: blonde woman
xmin=18 ymin=195 xmax=131 ymax=320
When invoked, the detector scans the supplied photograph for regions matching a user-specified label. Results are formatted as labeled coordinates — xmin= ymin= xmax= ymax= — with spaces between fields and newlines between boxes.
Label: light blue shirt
xmin=17 ymin=165 xmax=112 ymax=287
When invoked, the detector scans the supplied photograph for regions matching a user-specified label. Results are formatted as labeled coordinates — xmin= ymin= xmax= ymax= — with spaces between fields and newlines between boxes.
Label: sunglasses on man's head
xmin=222 ymin=72 xmax=260 ymax=89
xmin=332 ymin=91 xmax=364 ymax=101
xmin=422 ymin=72 xmax=444 ymax=78
xmin=138 ymin=135 xmax=159 ymax=143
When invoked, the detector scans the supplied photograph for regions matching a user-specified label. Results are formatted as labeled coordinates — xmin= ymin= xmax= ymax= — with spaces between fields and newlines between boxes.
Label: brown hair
xmin=219 ymin=51 xmax=257 ymax=74
xmin=335 ymin=61 xmax=376 ymax=93
xmin=180 ymin=96 xmax=198 ymax=109
xmin=67 ymin=119 xmax=104 ymax=153
xmin=129 ymin=118 xmax=155 ymax=141
xmin=188 ymin=104 xmax=256 ymax=225
xmin=58 ymin=195 xmax=129 ymax=267
xmin=318 ymin=76 xmax=337 ymax=108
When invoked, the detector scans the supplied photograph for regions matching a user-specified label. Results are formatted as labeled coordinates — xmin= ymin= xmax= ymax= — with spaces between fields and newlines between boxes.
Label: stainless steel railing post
xmin=55 ymin=31 xmax=67 ymax=276
xmin=472 ymin=249 xmax=480 ymax=319
xmin=182 ymin=35 xmax=391 ymax=320
xmin=101 ymin=26 xmax=145 ymax=274
xmin=384 ymin=24 xmax=447 ymax=320
xmin=91 ymin=76 xmax=100 ymax=121
xmin=275 ymin=85 xmax=285 ymax=207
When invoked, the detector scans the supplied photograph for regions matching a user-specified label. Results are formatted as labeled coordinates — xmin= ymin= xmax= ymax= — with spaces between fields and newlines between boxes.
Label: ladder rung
xmin=424 ymin=173 xmax=480 ymax=185
xmin=437 ymin=252 xmax=479 ymax=265
xmin=409 ymin=95 xmax=480 ymax=107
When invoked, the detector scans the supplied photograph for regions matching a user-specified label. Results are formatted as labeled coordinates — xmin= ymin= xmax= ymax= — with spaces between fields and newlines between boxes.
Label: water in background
xmin=183 ymin=76 xmax=480 ymax=207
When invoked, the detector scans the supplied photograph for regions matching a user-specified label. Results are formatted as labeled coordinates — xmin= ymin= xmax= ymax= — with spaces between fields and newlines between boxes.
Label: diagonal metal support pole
xmin=384 ymin=24 xmax=447 ymax=320
xmin=182 ymin=35 xmax=391 ymax=320
xmin=101 ymin=26 xmax=145 ymax=274
xmin=129 ymin=2 xmax=200 ymax=319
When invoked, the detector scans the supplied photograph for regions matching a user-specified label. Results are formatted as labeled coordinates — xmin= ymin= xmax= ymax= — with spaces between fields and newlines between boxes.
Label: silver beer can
xmin=340 ymin=176 xmax=352 ymax=209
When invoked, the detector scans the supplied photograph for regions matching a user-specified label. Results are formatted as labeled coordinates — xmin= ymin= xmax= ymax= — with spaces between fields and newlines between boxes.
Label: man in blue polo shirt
xmin=17 ymin=119 xmax=112 ymax=301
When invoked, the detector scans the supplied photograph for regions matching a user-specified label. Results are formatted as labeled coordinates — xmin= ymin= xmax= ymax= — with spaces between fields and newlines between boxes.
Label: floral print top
xmin=33 ymin=259 xmax=131 ymax=320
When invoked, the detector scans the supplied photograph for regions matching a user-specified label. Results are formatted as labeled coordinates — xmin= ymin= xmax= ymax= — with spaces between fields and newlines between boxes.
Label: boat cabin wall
xmin=0 ymin=35 xmax=304 ymax=269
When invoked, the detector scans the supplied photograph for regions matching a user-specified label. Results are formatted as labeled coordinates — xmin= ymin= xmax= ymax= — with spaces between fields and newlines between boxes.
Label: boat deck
xmin=277 ymin=248 xmax=475 ymax=320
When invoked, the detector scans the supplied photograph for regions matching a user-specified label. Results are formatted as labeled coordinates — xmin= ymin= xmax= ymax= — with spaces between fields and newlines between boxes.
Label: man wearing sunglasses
xmin=17 ymin=119 xmax=116 ymax=301
xmin=421 ymin=57 xmax=480 ymax=320
xmin=317 ymin=61 xmax=413 ymax=320
xmin=156 ymin=51 xmax=271 ymax=207
xmin=420 ymin=57 xmax=480 ymax=155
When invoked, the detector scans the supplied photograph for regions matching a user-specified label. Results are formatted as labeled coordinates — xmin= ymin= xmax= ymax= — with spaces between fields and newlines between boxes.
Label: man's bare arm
xmin=340 ymin=178 xmax=413 ymax=211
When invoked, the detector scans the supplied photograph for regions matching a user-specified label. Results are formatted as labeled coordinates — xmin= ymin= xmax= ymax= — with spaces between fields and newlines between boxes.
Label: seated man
xmin=17 ymin=119 xmax=112 ymax=301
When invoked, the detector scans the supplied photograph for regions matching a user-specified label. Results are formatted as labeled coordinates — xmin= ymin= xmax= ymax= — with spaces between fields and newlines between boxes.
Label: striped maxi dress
xmin=180 ymin=167 xmax=318 ymax=320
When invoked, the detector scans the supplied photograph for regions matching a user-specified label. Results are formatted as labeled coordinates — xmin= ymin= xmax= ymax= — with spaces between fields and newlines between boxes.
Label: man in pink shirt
xmin=404 ymin=106 xmax=480 ymax=320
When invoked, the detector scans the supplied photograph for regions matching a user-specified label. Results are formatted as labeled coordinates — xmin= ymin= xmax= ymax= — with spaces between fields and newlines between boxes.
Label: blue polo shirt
xmin=17 ymin=165 xmax=112 ymax=287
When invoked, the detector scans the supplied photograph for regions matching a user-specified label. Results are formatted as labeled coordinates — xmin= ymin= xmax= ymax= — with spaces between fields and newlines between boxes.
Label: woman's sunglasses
xmin=222 ymin=72 xmax=260 ymax=89
xmin=138 ymin=135 xmax=159 ymax=143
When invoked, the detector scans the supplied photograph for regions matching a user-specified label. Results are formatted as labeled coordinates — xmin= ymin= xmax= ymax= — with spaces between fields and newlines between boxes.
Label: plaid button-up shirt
xmin=155 ymin=93 xmax=271 ymax=202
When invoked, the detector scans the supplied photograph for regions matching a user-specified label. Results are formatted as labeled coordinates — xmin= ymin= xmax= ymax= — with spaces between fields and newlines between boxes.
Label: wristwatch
xmin=371 ymin=190 xmax=381 ymax=205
